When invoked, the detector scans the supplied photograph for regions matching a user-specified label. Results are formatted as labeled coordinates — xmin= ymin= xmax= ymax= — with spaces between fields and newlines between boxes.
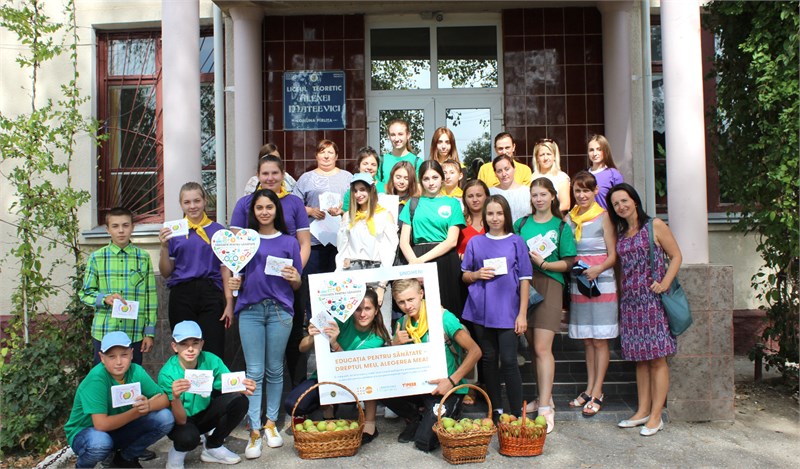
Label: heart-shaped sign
xmin=316 ymin=277 xmax=366 ymax=323
xmin=211 ymin=229 xmax=260 ymax=275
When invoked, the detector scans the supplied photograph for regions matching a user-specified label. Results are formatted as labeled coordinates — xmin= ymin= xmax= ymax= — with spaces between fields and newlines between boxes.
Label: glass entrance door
xmin=366 ymin=16 xmax=503 ymax=178
xmin=367 ymin=96 xmax=501 ymax=177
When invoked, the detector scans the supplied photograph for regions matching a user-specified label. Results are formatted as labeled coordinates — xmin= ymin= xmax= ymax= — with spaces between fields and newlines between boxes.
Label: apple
xmin=498 ymin=413 xmax=511 ymax=424
xmin=336 ymin=419 xmax=348 ymax=428
xmin=453 ymin=424 xmax=464 ymax=433
xmin=481 ymin=418 xmax=494 ymax=428
xmin=295 ymin=423 xmax=304 ymax=432
xmin=442 ymin=417 xmax=456 ymax=429
xmin=316 ymin=421 xmax=327 ymax=431
xmin=508 ymin=414 xmax=518 ymax=422
xmin=534 ymin=415 xmax=547 ymax=427
xmin=307 ymin=426 xmax=319 ymax=433
xmin=303 ymin=419 xmax=314 ymax=429
xmin=459 ymin=418 xmax=472 ymax=427
xmin=350 ymin=421 xmax=359 ymax=430
xmin=326 ymin=421 xmax=337 ymax=431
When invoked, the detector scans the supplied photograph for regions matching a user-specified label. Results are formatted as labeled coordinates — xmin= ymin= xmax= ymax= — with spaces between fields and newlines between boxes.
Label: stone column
xmin=661 ymin=0 xmax=731 ymax=422
xmin=598 ymin=1 xmax=634 ymax=180
xmin=162 ymin=0 xmax=201 ymax=220
xmin=229 ymin=8 xmax=264 ymax=204
xmin=661 ymin=0 xmax=709 ymax=264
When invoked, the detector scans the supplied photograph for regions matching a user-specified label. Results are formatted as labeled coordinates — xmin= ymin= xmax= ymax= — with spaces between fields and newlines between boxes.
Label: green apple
xmin=534 ymin=415 xmax=547 ymax=427
xmin=316 ymin=421 xmax=327 ymax=431
xmin=442 ymin=417 xmax=456 ymax=429
xmin=303 ymin=419 xmax=314 ymax=429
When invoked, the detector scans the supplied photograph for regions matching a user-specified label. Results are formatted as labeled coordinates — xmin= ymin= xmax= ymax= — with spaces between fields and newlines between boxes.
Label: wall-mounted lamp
xmin=420 ymin=11 xmax=444 ymax=22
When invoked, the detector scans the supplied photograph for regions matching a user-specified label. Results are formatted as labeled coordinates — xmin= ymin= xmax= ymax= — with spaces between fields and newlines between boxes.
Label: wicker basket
xmin=290 ymin=381 xmax=365 ymax=459
xmin=496 ymin=401 xmax=547 ymax=457
xmin=431 ymin=384 xmax=496 ymax=465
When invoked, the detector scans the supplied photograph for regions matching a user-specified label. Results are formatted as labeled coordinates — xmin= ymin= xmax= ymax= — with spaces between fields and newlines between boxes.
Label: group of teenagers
xmin=66 ymin=119 xmax=683 ymax=468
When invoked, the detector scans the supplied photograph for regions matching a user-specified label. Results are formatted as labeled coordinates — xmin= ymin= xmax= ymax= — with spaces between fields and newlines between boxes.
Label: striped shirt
xmin=80 ymin=242 xmax=157 ymax=342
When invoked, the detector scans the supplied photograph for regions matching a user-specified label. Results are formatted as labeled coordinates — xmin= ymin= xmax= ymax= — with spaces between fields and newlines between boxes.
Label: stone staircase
xmin=462 ymin=330 xmax=639 ymax=423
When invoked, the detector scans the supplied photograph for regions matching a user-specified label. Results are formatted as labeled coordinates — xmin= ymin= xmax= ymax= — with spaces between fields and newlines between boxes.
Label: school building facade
xmin=0 ymin=0 xmax=754 ymax=421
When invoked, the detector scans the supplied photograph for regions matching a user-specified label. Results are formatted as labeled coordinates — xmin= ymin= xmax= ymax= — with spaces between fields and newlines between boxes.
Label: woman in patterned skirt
xmin=606 ymin=183 xmax=682 ymax=437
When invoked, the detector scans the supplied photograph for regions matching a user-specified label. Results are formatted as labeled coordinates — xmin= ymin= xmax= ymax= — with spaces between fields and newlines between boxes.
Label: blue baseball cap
xmin=351 ymin=172 xmax=375 ymax=186
xmin=172 ymin=320 xmax=203 ymax=342
xmin=100 ymin=331 xmax=132 ymax=353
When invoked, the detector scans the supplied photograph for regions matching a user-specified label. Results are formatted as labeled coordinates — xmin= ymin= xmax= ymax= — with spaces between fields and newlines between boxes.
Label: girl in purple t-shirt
xmin=461 ymin=195 xmax=532 ymax=420
xmin=225 ymin=189 xmax=302 ymax=458
xmin=587 ymin=134 xmax=624 ymax=210
xmin=158 ymin=182 xmax=229 ymax=359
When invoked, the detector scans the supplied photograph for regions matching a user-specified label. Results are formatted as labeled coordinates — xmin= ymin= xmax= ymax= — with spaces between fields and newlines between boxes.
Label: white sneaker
xmin=263 ymin=422 xmax=283 ymax=448
xmin=166 ymin=447 xmax=187 ymax=469
xmin=383 ymin=407 xmax=399 ymax=419
xmin=201 ymin=445 xmax=241 ymax=465
xmin=244 ymin=432 xmax=262 ymax=459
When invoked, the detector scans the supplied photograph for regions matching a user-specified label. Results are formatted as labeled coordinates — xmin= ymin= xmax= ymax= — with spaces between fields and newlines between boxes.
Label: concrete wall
xmin=0 ymin=1 xmax=213 ymax=317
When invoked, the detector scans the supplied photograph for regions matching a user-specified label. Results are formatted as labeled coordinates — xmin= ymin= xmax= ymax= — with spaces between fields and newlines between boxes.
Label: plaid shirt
xmin=80 ymin=242 xmax=157 ymax=342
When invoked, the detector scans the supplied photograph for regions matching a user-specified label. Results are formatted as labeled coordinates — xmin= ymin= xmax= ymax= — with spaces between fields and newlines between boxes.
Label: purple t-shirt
xmin=230 ymin=193 xmax=310 ymax=237
xmin=461 ymin=233 xmax=533 ymax=328
xmin=592 ymin=167 xmax=624 ymax=209
xmin=167 ymin=221 xmax=225 ymax=290
xmin=234 ymin=232 xmax=302 ymax=315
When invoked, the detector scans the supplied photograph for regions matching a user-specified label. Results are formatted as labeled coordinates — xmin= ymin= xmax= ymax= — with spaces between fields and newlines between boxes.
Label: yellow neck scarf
xmin=350 ymin=205 xmax=386 ymax=235
xmin=405 ymin=300 xmax=429 ymax=344
xmin=440 ymin=186 xmax=463 ymax=198
xmin=568 ymin=202 xmax=604 ymax=242
xmin=256 ymin=182 xmax=290 ymax=198
xmin=186 ymin=213 xmax=213 ymax=244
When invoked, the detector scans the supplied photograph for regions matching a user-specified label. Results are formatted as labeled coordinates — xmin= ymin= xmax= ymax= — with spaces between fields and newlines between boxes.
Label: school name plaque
xmin=283 ymin=71 xmax=346 ymax=130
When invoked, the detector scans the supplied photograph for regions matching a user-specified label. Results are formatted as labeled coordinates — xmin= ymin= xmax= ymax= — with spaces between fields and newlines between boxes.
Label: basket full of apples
xmin=290 ymin=381 xmax=364 ymax=459
xmin=431 ymin=384 xmax=496 ymax=465
xmin=496 ymin=401 xmax=547 ymax=457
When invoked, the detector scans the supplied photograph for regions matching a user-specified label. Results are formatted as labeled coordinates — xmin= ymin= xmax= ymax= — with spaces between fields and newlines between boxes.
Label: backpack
xmin=393 ymin=197 xmax=419 ymax=266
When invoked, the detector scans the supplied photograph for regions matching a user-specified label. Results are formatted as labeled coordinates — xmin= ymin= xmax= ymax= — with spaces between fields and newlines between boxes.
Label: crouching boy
xmin=383 ymin=278 xmax=482 ymax=452
xmin=158 ymin=321 xmax=255 ymax=468
xmin=65 ymin=331 xmax=174 ymax=468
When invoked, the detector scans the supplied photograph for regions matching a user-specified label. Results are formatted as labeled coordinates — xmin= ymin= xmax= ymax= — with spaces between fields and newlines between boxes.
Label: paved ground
xmin=59 ymin=356 xmax=799 ymax=468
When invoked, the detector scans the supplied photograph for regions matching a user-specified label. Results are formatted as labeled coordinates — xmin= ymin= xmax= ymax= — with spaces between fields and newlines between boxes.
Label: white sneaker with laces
xmin=263 ymin=423 xmax=284 ymax=448
xmin=244 ymin=432 xmax=262 ymax=459
xmin=166 ymin=447 xmax=187 ymax=469
xmin=201 ymin=444 xmax=241 ymax=465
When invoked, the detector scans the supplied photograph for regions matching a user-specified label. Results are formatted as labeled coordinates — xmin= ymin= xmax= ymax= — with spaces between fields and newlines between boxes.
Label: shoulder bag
xmin=647 ymin=220 xmax=692 ymax=336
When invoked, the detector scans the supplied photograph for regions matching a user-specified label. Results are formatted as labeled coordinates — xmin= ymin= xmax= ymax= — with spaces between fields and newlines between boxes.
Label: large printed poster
xmin=308 ymin=264 xmax=447 ymax=404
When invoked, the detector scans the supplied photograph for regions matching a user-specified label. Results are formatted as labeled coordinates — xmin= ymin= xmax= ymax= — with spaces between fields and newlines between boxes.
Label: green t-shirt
xmin=310 ymin=315 xmax=386 ymax=379
xmin=157 ymin=351 xmax=229 ymax=417
xmin=398 ymin=308 xmax=468 ymax=395
xmin=513 ymin=215 xmax=577 ymax=285
xmin=65 ymin=362 xmax=164 ymax=446
xmin=398 ymin=196 xmax=465 ymax=244
xmin=377 ymin=152 xmax=422 ymax=184
xmin=341 ymin=181 xmax=386 ymax=211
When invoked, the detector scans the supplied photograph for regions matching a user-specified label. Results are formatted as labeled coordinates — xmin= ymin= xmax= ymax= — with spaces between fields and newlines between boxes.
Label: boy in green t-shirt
xmin=64 ymin=331 xmax=173 ymax=468
xmin=158 ymin=321 xmax=255 ymax=467
xmin=383 ymin=278 xmax=482 ymax=452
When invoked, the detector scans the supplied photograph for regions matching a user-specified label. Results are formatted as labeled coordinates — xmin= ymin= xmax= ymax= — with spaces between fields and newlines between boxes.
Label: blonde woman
xmin=532 ymin=139 xmax=571 ymax=212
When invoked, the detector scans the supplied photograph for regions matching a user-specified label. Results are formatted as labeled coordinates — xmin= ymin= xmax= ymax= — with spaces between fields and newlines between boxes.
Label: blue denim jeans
xmin=239 ymin=299 xmax=293 ymax=428
xmin=70 ymin=408 xmax=174 ymax=468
